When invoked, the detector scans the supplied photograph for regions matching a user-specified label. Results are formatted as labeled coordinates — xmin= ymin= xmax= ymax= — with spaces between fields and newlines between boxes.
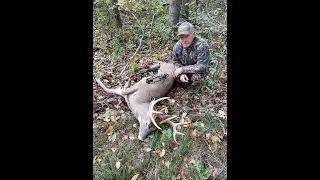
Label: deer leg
xmin=95 ymin=78 xmax=123 ymax=96
xmin=121 ymin=85 xmax=139 ymax=95
xmin=123 ymin=78 xmax=132 ymax=108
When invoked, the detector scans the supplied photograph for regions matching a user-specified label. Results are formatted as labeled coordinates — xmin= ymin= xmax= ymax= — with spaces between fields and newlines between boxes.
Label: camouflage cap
xmin=177 ymin=22 xmax=194 ymax=36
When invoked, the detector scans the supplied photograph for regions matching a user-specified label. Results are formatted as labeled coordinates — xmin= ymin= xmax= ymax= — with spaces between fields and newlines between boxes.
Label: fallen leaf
xmin=218 ymin=110 xmax=226 ymax=118
xmin=114 ymin=104 xmax=121 ymax=109
xmin=129 ymin=133 xmax=135 ymax=140
xmin=165 ymin=161 xmax=170 ymax=169
xmin=133 ymin=124 xmax=137 ymax=128
xmin=122 ymin=135 xmax=128 ymax=142
xmin=143 ymin=147 xmax=152 ymax=152
xmin=97 ymin=96 xmax=104 ymax=100
xmin=93 ymin=156 xmax=101 ymax=165
xmin=183 ymin=157 xmax=187 ymax=162
xmin=183 ymin=117 xmax=192 ymax=127
xmin=201 ymin=122 xmax=205 ymax=128
xmin=190 ymin=159 xmax=196 ymax=164
xmin=116 ymin=161 xmax=121 ymax=169
xmin=169 ymin=99 xmax=175 ymax=104
xmin=107 ymin=126 xmax=114 ymax=136
xmin=184 ymin=117 xmax=192 ymax=122
xmin=171 ymin=143 xmax=178 ymax=150
xmin=128 ymin=165 xmax=134 ymax=172
xmin=212 ymin=135 xmax=220 ymax=143
xmin=162 ymin=142 xmax=165 ymax=147
xmin=206 ymin=133 xmax=211 ymax=140
xmin=111 ymin=133 xmax=117 ymax=142
xmin=159 ymin=149 xmax=165 ymax=158
xmin=93 ymin=156 xmax=97 ymax=165
xmin=212 ymin=167 xmax=222 ymax=179
xmin=181 ymin=112 xmax=187 ymax=119
xmin=111 ymin=115 xmax=120 ymax=122
xmin=111 ymin=147 xmax=117 ymax=153
xmin=131 ymin=174 xmax=139 ymax=180
xmin=97 ymin=114 xmax=104 ymax=120
xmin=190 ymin=129 xmax=197 ymax=137
xmin=103 ymin=117 xmax=110 ymax=122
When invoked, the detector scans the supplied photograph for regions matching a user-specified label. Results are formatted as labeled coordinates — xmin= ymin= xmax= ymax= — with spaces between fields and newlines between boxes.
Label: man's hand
xmin=174 ymin=67 xmax=183 ymax=77
xmin=179 ymin=74 xmax=189 ymax=83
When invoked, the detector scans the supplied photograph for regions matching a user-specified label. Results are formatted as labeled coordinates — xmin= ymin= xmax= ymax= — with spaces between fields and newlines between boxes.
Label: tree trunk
xmin=110 ymin=0 xmax=122 ymax=29
xmin=169 ymin=0 xmax=182 ymax=29
xmin=180 ymin=0 xmax=190 ymax=22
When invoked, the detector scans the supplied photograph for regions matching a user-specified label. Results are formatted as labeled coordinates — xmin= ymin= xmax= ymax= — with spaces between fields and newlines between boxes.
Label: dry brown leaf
xmin=130 ymin=174 xmax=139 ymax=180
xmin=171 ymin=142 xmax=179 ymax=149
xmin=212 ymin=167 xmax=222 ymax=179
xmin=114 ymin=104 xmax=121 ymax=109
xmin=111 ymin=115 xmax=120 ymax=122
xmin=183 ymin=117 xmax=192 ymax=127
xmin=97 ymin=96 xmax=104 ymax=100
xmin=206 ymin=133 xmax=212 ymax=140
xmin=128 ymin=165 xmax=134 ymax=172
xmin=159 ymin=149 xmax=165 ymax=158
xmin=122 ymin=135 xmax=128 ymax=142
xmin=129 ymin=133 xmax=135 ymax=140
xmin=107 ymin=126 xmax=114 ymax=136
xmin=183 ymin=157 xmax=187 ymax=162
xmin=97 ymin=114 xmax=104 ymax=120
xmin=190 ymin=129 xmax=197 ymax=137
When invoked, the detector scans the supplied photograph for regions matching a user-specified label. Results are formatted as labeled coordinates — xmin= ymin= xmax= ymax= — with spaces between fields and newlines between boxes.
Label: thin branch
xmin=120 ymin=7 xmax=145 ymax=75
xmin=120 ymin=36 xmax=143 ymax=75
xmin=218 ymin=119 xmax=227 ymax=136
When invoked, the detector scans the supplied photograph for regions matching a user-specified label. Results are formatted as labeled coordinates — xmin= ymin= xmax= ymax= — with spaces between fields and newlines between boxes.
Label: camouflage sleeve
xmin=171 ymin=43 xmax=184 ymax=69
xmin=181 ymin=42 xmax=210 ymax=74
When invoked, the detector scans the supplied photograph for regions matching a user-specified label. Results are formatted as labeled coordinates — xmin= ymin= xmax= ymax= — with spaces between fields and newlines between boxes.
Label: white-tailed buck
xmin=95 ymin=61 xmax=190 ymax=142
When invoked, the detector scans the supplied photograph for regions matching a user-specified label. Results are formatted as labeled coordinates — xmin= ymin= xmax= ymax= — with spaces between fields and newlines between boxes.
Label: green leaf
xmin=104 ymin=112 xmax=110 ymax=118
xmin=165 ymin=161 xmax=170 ymax=169
xmin=212 ymin=142 xmax=218 ymax=152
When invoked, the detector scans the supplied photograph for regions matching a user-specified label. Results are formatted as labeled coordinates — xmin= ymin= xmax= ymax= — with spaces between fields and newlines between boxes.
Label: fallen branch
xmin=218 ymin=119 xmax=227 ymax=136
xmin=120 ymin=36 xmax=144 ymax=75
xmin=120 ymin=7 xmax=145 ymax=75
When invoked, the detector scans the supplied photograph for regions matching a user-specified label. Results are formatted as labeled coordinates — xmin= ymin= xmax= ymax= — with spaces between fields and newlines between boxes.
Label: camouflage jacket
xmin=171 ymin=36 xmax=210 ymax=74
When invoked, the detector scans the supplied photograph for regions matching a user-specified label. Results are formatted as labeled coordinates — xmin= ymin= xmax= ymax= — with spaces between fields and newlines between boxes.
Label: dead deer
xmin=94 ymin=61 xmax=190 ymax=142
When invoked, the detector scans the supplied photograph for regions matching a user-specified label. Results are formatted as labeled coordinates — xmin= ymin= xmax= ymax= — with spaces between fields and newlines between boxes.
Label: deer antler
xmin=149 ymin=97 xmax=190 ymax=143
xmin=159 ymin=116 xmax=190 ymax=143
xmin=149 ymin=97 xmax=170 ymax=130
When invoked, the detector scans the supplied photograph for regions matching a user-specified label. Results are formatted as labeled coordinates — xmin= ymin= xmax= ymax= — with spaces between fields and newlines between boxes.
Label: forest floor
xmin=93 ymin=42 xmax=227 ymax=180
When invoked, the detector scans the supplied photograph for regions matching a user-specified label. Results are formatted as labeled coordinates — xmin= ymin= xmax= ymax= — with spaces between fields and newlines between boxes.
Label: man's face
xmin=179 ymin=32 xmax=195 ymax=48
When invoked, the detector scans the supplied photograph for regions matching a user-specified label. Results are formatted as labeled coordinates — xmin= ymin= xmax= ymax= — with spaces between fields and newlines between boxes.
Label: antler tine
xmin=159 ymin=116 xmax=191 ymax=143
xmin=149 ymin=97 xmax=171 ymax=130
